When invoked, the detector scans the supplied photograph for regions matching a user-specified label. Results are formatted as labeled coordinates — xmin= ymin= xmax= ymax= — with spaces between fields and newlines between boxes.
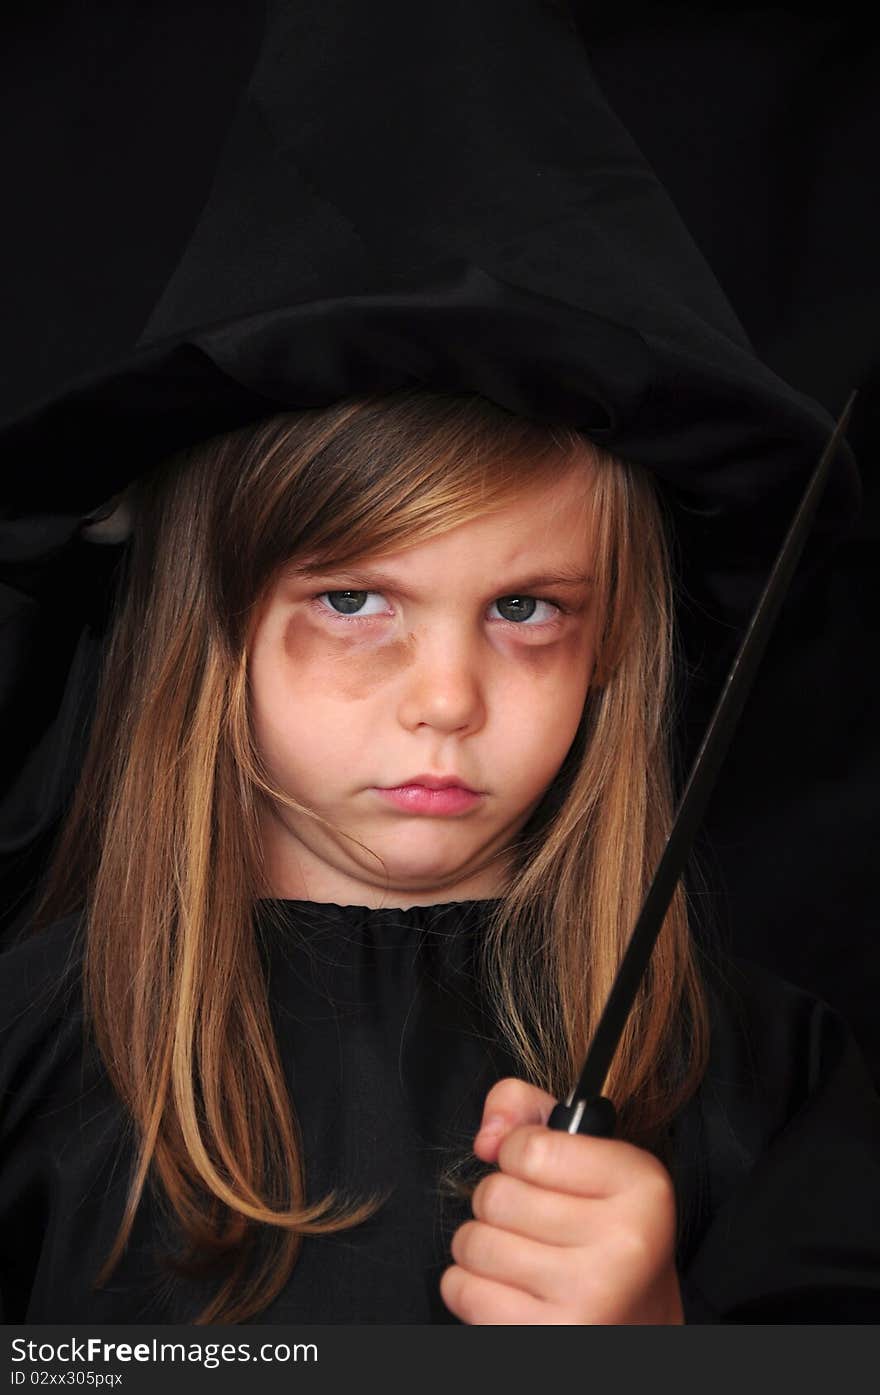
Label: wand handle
xmin=547 ymin=1095 xmax=617 ymax=1137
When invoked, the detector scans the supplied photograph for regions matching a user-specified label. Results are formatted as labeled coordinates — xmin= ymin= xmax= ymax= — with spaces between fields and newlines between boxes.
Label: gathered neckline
xmin=255 ymin=896 xmax=503 ymax=916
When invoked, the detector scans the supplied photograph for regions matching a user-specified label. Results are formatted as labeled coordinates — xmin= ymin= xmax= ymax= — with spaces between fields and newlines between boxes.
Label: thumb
xmin=474 ymin=1076 xmax=558 ymax=1163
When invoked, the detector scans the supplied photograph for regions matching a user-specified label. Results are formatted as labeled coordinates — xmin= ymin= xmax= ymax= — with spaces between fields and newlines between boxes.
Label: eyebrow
xmin=290 ymin=564 xmax=595 ymax=594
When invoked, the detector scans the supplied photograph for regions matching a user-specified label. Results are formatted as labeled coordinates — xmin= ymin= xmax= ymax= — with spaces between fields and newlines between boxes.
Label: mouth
xmin=383 ymin=774 xmax=481 ymax=795
xmin=372 ymin=779 xmax=484 ymax=816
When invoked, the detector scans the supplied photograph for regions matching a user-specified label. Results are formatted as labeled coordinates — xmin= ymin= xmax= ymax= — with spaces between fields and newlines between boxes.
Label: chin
xmin=366 ymin=838 xmax=477 ymax=886
xmin=375 ymin=859 xmax=466 ymax=887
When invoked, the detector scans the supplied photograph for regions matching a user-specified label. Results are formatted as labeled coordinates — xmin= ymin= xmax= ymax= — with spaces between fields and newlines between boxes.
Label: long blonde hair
xmin=30 ymin=387 xmax=710 ymax=1323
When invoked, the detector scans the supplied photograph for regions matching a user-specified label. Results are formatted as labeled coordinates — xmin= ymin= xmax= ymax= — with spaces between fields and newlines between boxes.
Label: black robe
xmin=1 ymin=897 xmax=879 ymax=1324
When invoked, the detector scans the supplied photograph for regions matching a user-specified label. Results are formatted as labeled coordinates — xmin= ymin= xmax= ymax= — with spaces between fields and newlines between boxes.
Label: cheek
xmin=494 ymin=632 xmax=594 ymax=757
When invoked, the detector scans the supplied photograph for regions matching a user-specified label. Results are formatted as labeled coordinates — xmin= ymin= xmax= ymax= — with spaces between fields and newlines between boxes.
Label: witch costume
xmin=1 ymin=0 xmax=878 ymax=1323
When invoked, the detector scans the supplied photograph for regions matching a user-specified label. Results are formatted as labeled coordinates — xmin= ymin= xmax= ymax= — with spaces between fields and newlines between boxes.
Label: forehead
xmin=431 ymin=466 xmax=595 ymax=559
xmin=300 ymin=462 xmax=596 ymax=573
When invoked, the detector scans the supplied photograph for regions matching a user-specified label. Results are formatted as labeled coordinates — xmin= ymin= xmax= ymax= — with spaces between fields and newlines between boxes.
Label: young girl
xmin=1 ymin=387 xmax=878 ymax=1325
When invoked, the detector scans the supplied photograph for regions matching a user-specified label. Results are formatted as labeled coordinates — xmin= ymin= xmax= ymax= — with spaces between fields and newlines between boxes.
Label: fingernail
xmin=477 ymin=1115 xmax=506 ymax=1139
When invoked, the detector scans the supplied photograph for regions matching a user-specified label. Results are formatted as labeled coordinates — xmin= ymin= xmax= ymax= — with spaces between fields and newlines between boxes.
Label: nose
xmin=396 ymin=624 xmax=487 ymax=736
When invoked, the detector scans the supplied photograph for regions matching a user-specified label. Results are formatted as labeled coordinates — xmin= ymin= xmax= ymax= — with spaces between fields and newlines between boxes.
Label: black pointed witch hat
xmin=0 ymin=0 xmax=860 ymax=935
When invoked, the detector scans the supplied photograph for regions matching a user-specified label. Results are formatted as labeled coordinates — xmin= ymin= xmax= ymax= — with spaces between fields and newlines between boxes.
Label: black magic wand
xmin=547 ymin=390 xmax=858 ymax=1139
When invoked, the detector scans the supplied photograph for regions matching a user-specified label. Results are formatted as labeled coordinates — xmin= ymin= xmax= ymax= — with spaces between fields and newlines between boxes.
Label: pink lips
xmin=374 ymin=776 xmax=483 ymax=815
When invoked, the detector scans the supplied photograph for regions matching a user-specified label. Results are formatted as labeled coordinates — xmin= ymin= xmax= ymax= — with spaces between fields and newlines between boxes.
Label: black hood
xmin=0 ymin=0 xmax=860 ymax=934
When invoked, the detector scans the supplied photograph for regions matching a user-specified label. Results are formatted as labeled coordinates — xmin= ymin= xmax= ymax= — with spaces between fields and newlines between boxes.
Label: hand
xmin=440 ymin=1077 xmax=684 ymax=1325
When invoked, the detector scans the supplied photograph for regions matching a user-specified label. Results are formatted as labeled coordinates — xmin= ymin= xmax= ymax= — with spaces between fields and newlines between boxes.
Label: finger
xmin=439 ymin=1264 xmax=555 ymax=1325
xmin=497 ymin=1125 xmax=675 ymax=1203
xmin=474 ymin=1076 xmax=558 ymax=1163
xmin=471 ymin=1170 xmax=602 ymax=1248
xmin=450 ymin=1219 xmax=574 ymax=1305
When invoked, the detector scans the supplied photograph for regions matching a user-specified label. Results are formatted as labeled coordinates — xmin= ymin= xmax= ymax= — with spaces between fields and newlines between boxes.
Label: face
xmin=247 ymin=463 xmax=600 ymax=908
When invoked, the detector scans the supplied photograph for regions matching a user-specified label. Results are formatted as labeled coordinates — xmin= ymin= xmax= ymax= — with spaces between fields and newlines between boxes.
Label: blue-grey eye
xmin=493 ymin=591 xmax=555 ymax=624
xmin=494 ymin=595 xmax=539 ymax=623
xmin=322 ymin=589 xmax=387 ymax=616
